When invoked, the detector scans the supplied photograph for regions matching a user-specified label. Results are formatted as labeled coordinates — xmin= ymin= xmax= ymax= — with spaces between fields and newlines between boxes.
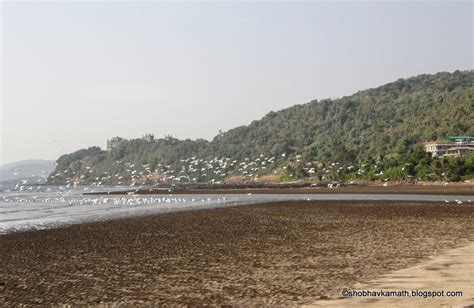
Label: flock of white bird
xmin=2 ymin=154 xmax=469 ymax=210
xmin=444 ymin=199 xmax=470 ymax=205
xmin=48 ymin=154 xmax=283 ymax=187
xmin=1 ymin=193 xmax=230 ymax=207
xmin=45 ymin=152 xmax=412 ymax=188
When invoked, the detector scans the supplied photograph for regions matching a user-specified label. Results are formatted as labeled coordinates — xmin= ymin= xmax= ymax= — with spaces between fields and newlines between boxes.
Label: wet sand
xmin=0 ymin=200 xmax=473 ymax=305
xmin=91 ymin=183 xmax=474 ymax=196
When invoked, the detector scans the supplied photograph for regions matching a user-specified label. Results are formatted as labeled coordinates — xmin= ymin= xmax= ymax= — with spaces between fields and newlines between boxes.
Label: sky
xmin=1 ymin=1 xmax=472 ymax=165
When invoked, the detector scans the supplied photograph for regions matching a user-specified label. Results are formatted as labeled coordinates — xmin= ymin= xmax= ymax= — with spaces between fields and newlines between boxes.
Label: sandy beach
xmin=310 ymin=242 xmax=474 ymax=307
xmin=0 ymin=200 xmax=473 ymax=306
xmin=92 ymin=183 xmax=474 ymax=196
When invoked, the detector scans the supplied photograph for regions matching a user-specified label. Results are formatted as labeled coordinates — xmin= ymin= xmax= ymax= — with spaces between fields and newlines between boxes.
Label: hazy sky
xmin=1 ymin=1 xmax=472 ymax=165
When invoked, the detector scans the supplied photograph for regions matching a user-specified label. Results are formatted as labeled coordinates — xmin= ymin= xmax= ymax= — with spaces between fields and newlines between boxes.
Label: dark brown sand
xmin=92 ymin=184 xmax=474 ymax=196
xmin=0 ymin=201 xmax=473 ymax=306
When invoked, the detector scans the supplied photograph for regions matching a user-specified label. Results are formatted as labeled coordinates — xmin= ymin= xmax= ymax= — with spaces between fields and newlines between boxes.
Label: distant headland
xmin=48 ymin=71 xmax=474 ymax=186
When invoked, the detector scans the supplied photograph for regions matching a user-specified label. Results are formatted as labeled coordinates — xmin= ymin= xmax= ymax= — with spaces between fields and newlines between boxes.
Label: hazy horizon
xmin=1 ymin=1 xmax=473 ymax=165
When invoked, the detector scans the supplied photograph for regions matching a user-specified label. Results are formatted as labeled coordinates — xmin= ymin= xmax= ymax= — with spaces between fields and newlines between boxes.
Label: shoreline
xmin=1 ymin=200 xmax=472 ymax=305
xmin=84 ymin=183 xmax=474 ymax=196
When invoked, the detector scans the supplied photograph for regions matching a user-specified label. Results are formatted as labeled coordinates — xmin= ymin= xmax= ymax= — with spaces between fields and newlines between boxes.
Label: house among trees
xmin=142 ymin=133 xmax=155 ymax=143
xmin=107 ymin=136 xmax=124 ymax=151
xmin=107 ymin=134 xmax=154 ymax=151
xmin=424 ymin=136 xmax=474 ymax=157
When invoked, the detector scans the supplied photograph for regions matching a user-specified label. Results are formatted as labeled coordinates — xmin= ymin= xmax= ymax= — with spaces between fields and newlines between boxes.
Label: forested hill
xmin=49 ymin=70 xmax=474 ymax=185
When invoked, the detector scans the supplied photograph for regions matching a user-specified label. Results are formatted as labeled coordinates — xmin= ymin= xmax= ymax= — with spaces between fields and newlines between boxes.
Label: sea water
xmin=0 ymin=185 xmax=472 ymax=235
